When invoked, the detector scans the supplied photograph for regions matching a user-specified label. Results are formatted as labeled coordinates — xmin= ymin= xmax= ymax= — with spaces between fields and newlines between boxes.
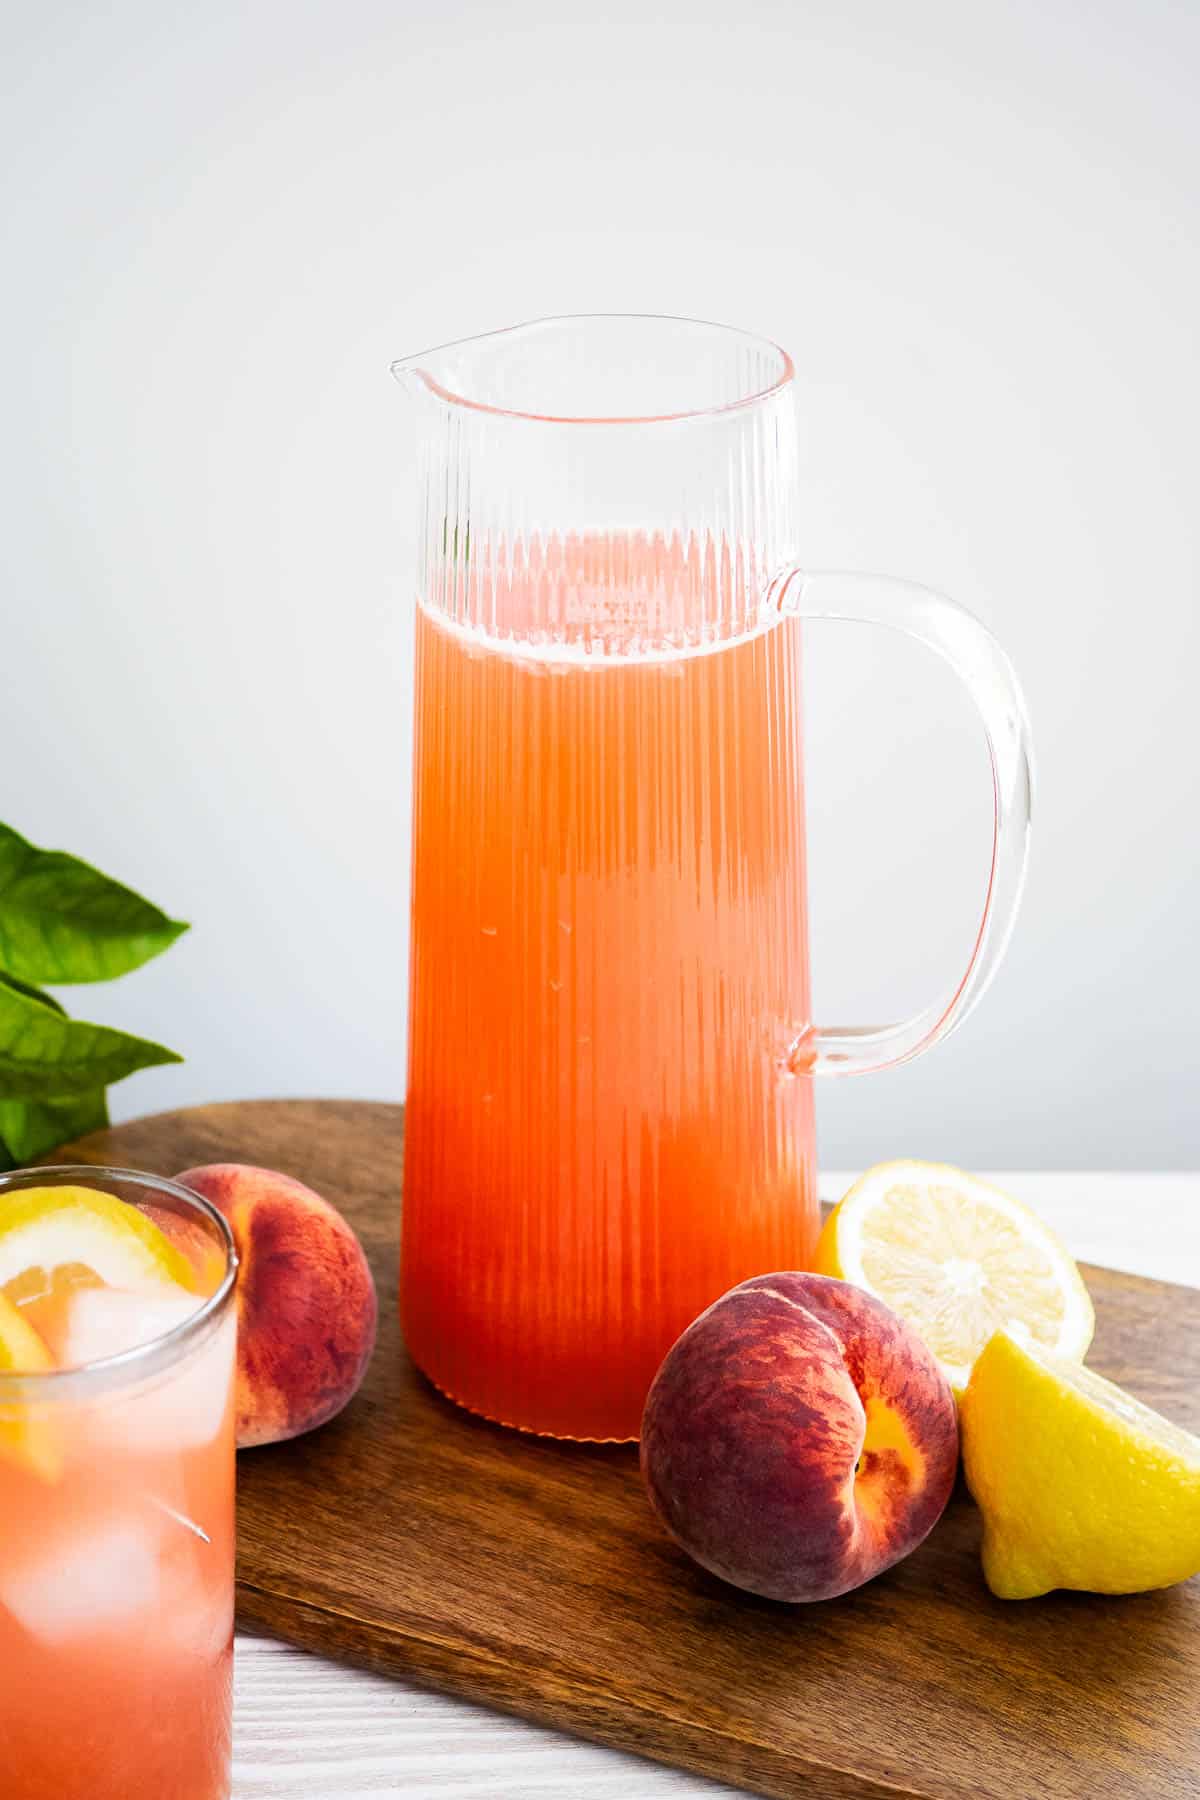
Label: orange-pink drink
xmin=0 ymin=1172 xmax=237 ymax=1800
xmin=403 ymin=540 xmax=820 ymax=1440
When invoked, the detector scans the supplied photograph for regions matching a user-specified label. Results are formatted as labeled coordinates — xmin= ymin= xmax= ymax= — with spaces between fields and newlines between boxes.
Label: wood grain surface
xmin=52 ymin=1101 xmax=1200 ymax=1800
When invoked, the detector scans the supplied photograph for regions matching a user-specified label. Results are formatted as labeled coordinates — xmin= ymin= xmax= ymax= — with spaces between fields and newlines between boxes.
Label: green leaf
xmin=0 ymin=820 xmax=189 ymax=985
xmin=0 ymin=973 xmax=181 ymax=1099
xmin=0 ymin=971 xmax=66 ymax=1015
xmin=0 ymin=976 xmax=110 ymax=1158
xmin=0 ymin=1088 xmax=110 ymax=1166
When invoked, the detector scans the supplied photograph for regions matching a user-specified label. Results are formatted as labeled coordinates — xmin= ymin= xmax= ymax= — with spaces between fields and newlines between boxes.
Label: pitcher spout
xmin=389 ymin=322 xmax=535 ymax=413
xmin=388 ymin=340 xmax=461 ymax=406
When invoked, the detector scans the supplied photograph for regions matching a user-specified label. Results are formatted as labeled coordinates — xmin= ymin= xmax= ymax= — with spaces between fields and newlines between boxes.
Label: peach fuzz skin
xmin=177 ymin=1163 xmax=378 ymax=1449
xmin=640 ymin=1272 xmax=958 ymax=1603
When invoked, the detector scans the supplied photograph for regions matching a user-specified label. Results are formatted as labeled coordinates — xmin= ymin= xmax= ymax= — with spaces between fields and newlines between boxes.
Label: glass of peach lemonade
xmin=0 ymin=1164 xmax=237 ymax=1800
xmin=394 ymin=315 xmax=1033 ymax=1443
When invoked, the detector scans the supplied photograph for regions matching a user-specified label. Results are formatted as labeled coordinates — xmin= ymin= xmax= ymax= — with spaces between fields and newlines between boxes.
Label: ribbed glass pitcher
xmin=393 ymin=315 xmax=1032 ymax=1441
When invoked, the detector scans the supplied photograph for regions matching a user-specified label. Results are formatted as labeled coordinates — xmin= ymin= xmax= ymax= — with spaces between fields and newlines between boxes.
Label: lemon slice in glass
xmin=814 ymin=1160 xmax=1094 ymax=1393
xmin=0 ymin=1185 xmax=199 ymax=1301
xmin=962 ymin=1328 xmax=1200 ymax=1598
xmin=0 ymin=1289 xmax=55 ymax=1375
xmin=0 ymin=1289 xmax=59 ymax=1479
xmin=0 ymin=1184 xmax=200 ymax=1480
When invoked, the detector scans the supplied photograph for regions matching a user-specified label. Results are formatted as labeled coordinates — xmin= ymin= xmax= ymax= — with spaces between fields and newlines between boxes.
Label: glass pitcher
xmin=392 ymin=315 xmax=1032 ymax=1442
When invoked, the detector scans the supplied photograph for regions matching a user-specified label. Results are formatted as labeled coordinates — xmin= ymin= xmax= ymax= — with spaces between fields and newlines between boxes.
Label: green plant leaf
xmin=0 ymin=821 xmax=188 ymax=985
xmin=0 ymin=1088 xmax=110 ymax=1166
xmin=0 ymin=978 xmax=103 ymax=1163
xmin=0 ymin=973 xmax=181 ymax=1099
xmin=0 ymin=971 xmax=66 ymax=1015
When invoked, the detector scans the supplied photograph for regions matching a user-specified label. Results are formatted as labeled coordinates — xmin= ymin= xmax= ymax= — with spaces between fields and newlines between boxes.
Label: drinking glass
xmin=0 ymin=1165 xmax=238 ymax=1800
xmin=393 ymin=315 xmax=1032 ymax=1440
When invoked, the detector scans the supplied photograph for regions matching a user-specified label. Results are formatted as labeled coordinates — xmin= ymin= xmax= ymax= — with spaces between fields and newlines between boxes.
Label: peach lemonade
xmin=0 ymin=1170 xmax=237 ymax=1800
xmin=403 ymin=564 xmax=821 ymax=1442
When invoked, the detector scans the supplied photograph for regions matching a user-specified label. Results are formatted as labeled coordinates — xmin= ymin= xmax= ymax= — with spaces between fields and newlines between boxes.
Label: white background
xmin=3 ymin=0 xmax=1197 ymax=1168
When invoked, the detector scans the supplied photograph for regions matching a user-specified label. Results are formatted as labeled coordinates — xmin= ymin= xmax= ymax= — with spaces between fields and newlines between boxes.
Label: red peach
xmin=640 ymin=1271 xmax=957 ymax=1602
xmin=176 ymin=1163 xmax=377 ymax=1449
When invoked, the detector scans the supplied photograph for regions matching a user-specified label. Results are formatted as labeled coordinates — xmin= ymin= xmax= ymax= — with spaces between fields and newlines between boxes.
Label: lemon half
xmin=962 ymin=1328 xmax=1200 ymax=1598
xmin=814 ymin=1160 xmax=1094 ymax=1393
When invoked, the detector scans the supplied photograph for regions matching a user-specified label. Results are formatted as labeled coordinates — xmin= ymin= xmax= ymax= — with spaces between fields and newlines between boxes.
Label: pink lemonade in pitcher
xmin=0 ymin=1175 xmax=237 ymax=1800
xmin=402 ymin=536 xmax=820 ymax=1441
xmin=396 ymin=315 xmax=1032 ymax=1445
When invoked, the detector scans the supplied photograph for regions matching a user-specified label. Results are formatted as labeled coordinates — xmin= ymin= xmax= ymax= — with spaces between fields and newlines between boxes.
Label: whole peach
xmin=641 ymin=1271 xmax=957 ymax=1602
xmin=176 ymin=1163 xmax=377 ymax=1449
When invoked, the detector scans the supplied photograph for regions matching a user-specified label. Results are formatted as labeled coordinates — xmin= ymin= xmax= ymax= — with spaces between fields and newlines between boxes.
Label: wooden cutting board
xmin=52 ymin=1100 xmax=1200 ymax=1800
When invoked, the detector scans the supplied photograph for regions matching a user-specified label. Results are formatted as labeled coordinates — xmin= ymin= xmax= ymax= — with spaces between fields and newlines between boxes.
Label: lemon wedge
xmin=0 ymin=1289 xmax=54 ymax=1375
xmin=962 ymin=1328 xmax=1200 ymax=1598
xmin=813 ymin=1160 xmax=1094 ymax=1393
xmin=0 ymin=1289 xmax=60 ymax=1480
xmin=0 ymin=1185 xmax=198 ymax=1300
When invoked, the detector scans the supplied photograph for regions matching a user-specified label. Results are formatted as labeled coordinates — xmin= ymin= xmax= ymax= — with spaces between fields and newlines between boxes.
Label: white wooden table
xmin=232 ymin=1171 xmax=1200 ymax=1799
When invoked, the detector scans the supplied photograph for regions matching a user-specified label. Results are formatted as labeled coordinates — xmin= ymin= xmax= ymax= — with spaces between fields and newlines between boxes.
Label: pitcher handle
xmin=768 ymin=568 xmax=1034 ymax=1076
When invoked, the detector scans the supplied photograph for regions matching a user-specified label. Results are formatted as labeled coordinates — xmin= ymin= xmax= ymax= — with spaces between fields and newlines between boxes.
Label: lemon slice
xmin=0 ymin=1186 xmax=197 ymax=1481
xmin=962 ymin=1328 xmax=1200 ymax=1598
xmin=0 ymin=1289 xmax=60 ymax=1480
xmin=814 ymin=1160 xmax=1094 ymax=1393
xmin=0 ymin=1185 xmax=199 ymax=1301
xmin=0 ymin=1289 xmax=55 ymax=1375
